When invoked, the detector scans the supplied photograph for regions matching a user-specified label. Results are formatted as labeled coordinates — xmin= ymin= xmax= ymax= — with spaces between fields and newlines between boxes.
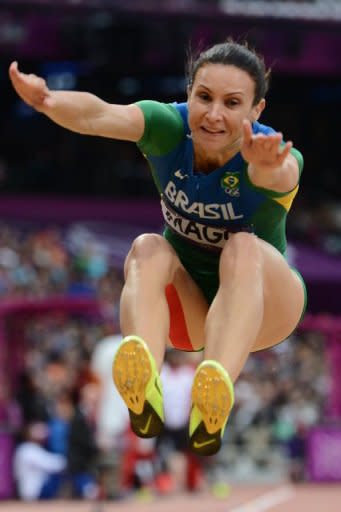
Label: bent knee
xmin=124 ymin=233 xmax=175 ymax=277
xmin=220 ymin=232 xmax=262 ymax=279
xmin=130 ymin=233 xmax=168 ymax=257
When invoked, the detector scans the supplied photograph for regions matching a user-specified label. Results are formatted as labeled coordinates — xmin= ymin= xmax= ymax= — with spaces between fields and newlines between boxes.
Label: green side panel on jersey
xmin=243 ymin=145 xmax=303 ymax=256
xmin=250 ymin=199 xmax=288 ymax=255
xmin=136 ymin=100 xmax=185 ymax=156
xmin=143 ymin=160 xmax=162 ymax=195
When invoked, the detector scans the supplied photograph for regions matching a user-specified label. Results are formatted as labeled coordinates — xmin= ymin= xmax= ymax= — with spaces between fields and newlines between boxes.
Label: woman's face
xmin=188 ymin=63 xmax=265 ymax=163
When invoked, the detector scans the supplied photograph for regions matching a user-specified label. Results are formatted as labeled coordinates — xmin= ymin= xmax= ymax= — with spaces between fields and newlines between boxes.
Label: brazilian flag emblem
xmin=221 ymin=171 xmax=240 ymax=195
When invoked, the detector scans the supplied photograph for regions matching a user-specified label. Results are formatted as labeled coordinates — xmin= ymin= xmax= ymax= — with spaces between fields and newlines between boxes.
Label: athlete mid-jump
xmin=9 ymin=40 xmax=306 ymax=455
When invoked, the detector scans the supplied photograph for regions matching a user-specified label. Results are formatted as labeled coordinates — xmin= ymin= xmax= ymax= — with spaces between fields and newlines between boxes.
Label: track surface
xmin=1 ymin=484 xmax=339 ymax=512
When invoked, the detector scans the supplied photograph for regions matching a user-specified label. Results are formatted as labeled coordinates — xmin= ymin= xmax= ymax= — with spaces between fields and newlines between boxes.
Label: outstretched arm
xmin=241 ymin=119 xmax=299 ymax=193
xmin=9 ymin=61 xmax=144 ymax=142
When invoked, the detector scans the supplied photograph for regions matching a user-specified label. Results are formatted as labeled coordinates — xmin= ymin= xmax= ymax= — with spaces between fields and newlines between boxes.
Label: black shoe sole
xmin=129 ymin=401 xmax=164 ymax=438
xmin=189 ymin=421 xmax=221 ymax=456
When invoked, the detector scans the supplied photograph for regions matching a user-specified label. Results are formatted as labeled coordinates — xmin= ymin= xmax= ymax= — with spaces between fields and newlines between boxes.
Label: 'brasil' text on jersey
xmin=164 ymin=181 xmax=244 ymax=221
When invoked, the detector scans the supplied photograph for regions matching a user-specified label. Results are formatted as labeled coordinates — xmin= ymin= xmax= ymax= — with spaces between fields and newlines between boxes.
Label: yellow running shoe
xmin=112 ymin=335 xmax=164 ymax=438
xmin=189 ymin=360 xmax=234 ymax=456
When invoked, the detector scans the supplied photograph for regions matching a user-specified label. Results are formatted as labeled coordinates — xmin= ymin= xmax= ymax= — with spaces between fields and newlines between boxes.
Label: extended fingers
xmin=257 ymin=132 xmax=281 ymax=150
xmin=251 ymin=132 xmax=288 ymax=156
xmin=242 ymin=119 xmax=253 ymax=146
xmin=9 ymin=61 xmax=25 ymax=93
xmin=277 ymin=141 xmax=293 ymax=162
xmin=9 ymin=61 xmax=48 ymax=108
xmin=242 ymin=123 xmax=284 ymax=153
xmin=241 ymin=127 xmax=293 ymax=169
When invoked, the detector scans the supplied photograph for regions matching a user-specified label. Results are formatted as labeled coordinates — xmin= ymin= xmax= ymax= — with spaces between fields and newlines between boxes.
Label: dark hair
xmin=187 ymin=40 xmax=271 ymax=105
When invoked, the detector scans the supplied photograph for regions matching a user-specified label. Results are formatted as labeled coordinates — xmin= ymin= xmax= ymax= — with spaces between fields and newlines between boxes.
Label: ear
xmin=187 ymin=84 xmax=192 ymax=101
xmin=251 ymin=98 xmax=266 ymax=122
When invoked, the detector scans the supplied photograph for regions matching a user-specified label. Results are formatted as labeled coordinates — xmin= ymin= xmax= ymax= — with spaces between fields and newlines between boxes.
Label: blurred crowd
xmin=0 ymin=221 xmax=123 ymax=315
xmin=0 ymin=220 xmax=329 ymax=501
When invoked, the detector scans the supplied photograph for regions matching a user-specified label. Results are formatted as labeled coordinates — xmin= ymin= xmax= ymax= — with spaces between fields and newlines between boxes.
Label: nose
xmin=205 ymin=102 xmax=224 ymax=122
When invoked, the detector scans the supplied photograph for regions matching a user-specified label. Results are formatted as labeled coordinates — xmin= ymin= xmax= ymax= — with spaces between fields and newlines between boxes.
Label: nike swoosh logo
xmin=174 ymin=169 xmax=188 ymax=180
xmin=193 ymin=438 xmax=216 ymax=450
xmin=140 ymin=414 xmax=152 ymax=435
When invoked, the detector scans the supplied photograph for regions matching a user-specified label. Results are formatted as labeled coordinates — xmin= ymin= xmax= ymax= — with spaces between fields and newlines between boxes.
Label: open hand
xmin=9 ymin=61 xmax=53 ymax=112
xmin=241 ymin=119 xmax=292 ymax=171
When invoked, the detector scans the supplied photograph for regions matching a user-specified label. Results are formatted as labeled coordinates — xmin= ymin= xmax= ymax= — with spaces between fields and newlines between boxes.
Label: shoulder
xmin=136 ymin=100 xmax=184 ymax=127
xmin=136 ymin=100 xmax=186 ymax=156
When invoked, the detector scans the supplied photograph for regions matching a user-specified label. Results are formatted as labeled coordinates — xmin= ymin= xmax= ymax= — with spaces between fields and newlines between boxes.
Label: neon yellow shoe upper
xmin=112 ymin=335 xmax=164 ymax=438
xmin=189 ymin=359 xmax=234 ymax=456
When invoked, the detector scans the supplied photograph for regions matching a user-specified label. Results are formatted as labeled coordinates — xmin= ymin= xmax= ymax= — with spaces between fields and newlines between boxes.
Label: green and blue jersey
xmin=136 ymin=100 xmax=303 ymax=257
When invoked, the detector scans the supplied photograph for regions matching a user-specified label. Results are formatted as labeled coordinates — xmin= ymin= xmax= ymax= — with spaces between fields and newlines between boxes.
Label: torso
xmin=137 ymin=101 xmax=302 ymax=255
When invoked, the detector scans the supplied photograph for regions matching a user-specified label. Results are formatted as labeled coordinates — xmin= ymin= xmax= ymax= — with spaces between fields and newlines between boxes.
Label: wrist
xmin=247 ymin=163 xmax=281 ymax=188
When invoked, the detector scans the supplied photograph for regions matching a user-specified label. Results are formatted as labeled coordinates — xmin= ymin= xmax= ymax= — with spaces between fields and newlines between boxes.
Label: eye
xmin=225 ymin=98 xmax=240 ymax=107
xmin=198 ymin=92 xmax=211 ymax=101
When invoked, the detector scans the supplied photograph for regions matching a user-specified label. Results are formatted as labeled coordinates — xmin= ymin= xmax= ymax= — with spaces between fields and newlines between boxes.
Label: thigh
xmin=124 ymin=233 xmax=208 ymax=351
xmin=160 ymin=240 xmax=209 ymax=351
xmin=166 ymin=262 xmax=209 ymax=351
xmin=252 ymin=239 xmax=306 ymax=351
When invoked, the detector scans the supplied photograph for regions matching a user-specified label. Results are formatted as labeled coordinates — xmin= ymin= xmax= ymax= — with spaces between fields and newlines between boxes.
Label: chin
xmin=203 ymin=140 xmax=228 ymax=154
xmin=197 ymin=133 xmax=224 ymax=146
xmin=193 ymin=132 xmax=228 ymax=156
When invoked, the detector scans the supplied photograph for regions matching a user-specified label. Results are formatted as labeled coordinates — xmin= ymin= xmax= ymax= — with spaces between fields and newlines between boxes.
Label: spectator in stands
xmin=16 ymin=371 xmax=49 ymax=424
xmin=90 ymin=333 xmax=129 ymax=499
xmin=157 ymin=349 xmax=204 ymax=492
xmin=13 ymin=422 xmax=66 ymax=500
xmin=67 ymin=383 xmax=100 ymax=499
xmin=47 ymin=393 xmax=74 ymax=457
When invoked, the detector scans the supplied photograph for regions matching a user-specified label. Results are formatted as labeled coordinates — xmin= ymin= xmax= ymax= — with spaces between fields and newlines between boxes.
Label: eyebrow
xmin=196 ymin=84 xmax=245 ymax=96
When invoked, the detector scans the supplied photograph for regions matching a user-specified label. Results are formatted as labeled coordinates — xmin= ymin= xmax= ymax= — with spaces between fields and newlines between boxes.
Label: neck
xmin=194 ymin=136 xmax=242 ymax=173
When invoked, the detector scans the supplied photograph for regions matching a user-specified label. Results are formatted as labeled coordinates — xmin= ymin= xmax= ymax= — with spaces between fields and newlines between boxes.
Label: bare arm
xmin=241 ymin=119 xmax=299 ymax=193
xmin=8 ymin=61 xmax=144 ymax=142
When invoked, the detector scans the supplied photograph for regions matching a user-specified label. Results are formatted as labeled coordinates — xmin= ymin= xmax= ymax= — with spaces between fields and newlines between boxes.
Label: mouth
xmin=200 ymin=127 xmax=225 ymax=136
xmin=201 ymin=127 xmax=225 ymax=134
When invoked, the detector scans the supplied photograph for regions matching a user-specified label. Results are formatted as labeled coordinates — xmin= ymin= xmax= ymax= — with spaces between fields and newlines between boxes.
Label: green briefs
xmin=164 ymin=227 xmax=307 ymax=326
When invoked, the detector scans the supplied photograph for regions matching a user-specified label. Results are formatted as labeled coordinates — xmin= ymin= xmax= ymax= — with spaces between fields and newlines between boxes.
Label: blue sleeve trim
xmin=252 ymin=121 xmax=277 ymax=136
